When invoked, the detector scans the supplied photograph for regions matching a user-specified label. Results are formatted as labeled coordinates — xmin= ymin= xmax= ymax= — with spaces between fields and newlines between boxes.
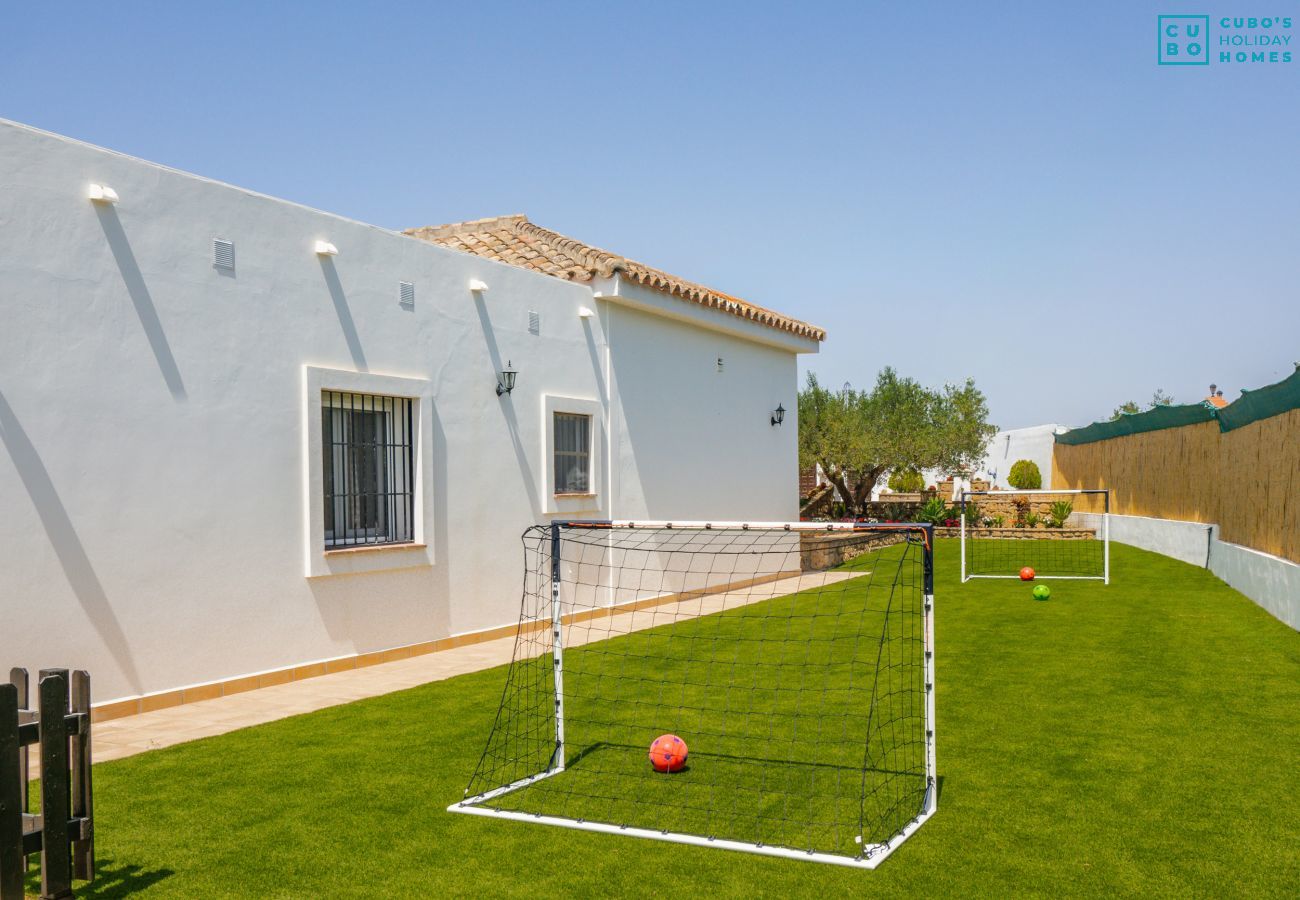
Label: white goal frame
xmin=959 ymin=489 xmax=1110 ymax=584
xmin=448 ymin=520 xmax=938 ymax=870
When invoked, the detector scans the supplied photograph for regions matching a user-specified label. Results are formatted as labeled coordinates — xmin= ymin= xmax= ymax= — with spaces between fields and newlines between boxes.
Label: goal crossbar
xmin=450 ymin=520 xmax=937 ymax=868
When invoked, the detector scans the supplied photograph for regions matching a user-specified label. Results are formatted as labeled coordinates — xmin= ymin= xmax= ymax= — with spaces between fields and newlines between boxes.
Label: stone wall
xmin=799 ymin=531 xmax=909 ymax=570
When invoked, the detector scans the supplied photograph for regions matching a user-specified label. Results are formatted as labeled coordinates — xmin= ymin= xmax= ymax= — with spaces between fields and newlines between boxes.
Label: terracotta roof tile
xmin=404 ymin=215 xmax=825 ymax=342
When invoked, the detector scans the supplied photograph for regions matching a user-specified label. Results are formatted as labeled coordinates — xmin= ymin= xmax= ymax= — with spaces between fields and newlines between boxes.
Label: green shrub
xmin=1024 ymin=512 xmax=1041 ymax=528
xmin=916 ymin=496 xmax=949 ymax=525
xmin=887 ymin=468 xmax=925 ymax=493
xmin=1046 ymin=499 xmax=1074 ymax=528
xmin=1008 ymin=459 xmax=1042 ymax=490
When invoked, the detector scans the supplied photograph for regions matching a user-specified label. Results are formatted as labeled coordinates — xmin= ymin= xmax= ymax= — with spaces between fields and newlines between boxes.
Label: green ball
xmin=1032 ymin=584 xmax=1051 ymax=601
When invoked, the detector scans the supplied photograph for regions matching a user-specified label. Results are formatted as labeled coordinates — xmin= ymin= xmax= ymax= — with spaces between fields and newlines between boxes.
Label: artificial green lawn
xmin=29 ymin=540 xmax=1300 ymax=897
xmin=470 ymin=538 xmax=927 ymax=857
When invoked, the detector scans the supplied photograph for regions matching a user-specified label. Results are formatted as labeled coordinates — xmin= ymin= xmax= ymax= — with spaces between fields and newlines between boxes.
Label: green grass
xmin=28 ymin=540 xmax=1300 ymax=897
xmin=468 ymin=540 xmax=926 ymax=857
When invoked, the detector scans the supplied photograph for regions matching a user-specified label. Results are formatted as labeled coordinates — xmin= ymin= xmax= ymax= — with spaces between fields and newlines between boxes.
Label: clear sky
xmin=4 ymin=1 xmax=1296 ymax=429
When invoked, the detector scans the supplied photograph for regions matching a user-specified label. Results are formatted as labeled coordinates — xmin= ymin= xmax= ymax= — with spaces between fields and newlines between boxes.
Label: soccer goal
xmin=959 ymin=489 xmax=1110 ymax=583
xmin=450 ymin=521 xmax=936 ymax=869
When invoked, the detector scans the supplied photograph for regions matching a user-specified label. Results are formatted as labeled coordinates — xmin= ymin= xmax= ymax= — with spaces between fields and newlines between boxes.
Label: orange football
xmin=1019 ymin=567 xmax=1036 ymax=581
xmin=648 ymin=734 xmax=688 ymax=773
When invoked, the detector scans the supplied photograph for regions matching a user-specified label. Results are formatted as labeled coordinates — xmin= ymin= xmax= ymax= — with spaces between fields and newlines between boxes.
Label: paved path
xmin=82 ymin=570 xmax=859 ymax=766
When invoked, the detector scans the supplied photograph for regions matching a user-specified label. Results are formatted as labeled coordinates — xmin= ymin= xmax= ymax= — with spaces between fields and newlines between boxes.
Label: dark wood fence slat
xmin=38 ymin=673 xmax=72 ymax=900
xmin=0 ymin=683 xmax=23 ymax=900
xmin=8 ymin=670 xmax=27 ymax=842
xmin=70 ymin=672 xmax=92 ymax=882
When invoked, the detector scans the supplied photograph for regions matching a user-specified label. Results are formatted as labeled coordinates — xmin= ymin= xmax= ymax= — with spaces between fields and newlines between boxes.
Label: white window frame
xmin=542 ymin=395 xmax=603 ymax=516
xmin=304 ymin=366 xmax=433 ymax=578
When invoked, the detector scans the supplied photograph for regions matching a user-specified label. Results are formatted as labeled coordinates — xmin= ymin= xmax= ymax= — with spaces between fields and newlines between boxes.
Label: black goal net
xmin=452 ymin=522 xmax=936 ymax=867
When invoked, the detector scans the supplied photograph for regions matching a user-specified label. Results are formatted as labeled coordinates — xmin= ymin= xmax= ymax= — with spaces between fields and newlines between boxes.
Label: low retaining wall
xmin=1076 ymin=512 xmax=1298 ymax=631
xmin=938 ymin=527 xmax=1095 ymax=540
xmin=1075 ymin=512 xmax=1212 ymax=568
xmin=1208 ymin=540 xmax=1300 ymax=631
xmin=799 ymin=531 xmax=908 ymax=571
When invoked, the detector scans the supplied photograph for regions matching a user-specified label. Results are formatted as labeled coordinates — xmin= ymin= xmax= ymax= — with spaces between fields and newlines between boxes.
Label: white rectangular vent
xmin=399 ymin=281 xmax=415 ymax=310
xmin=213 ymin=239 xmax=235 ymax=270
xmin=528 ymin=310 xmax=540 ymax=335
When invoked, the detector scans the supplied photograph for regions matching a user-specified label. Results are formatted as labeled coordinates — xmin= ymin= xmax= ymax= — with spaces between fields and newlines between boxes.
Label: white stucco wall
xmin=1208 ymin=539 xmax=1300 ymax=631
xmin=0 ymin=119 xmax=816 ymax=703
xmin=1075 ymin=513 xmax=1213 ymax=568
xmin=977 ymin=424 xmax=1067 ymax=488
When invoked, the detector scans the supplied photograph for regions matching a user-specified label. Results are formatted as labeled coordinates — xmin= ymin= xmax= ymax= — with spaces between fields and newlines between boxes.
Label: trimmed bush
xmin=887 ymin=468 xmax=925 ymax=493
xmin=1008 ymin=459 xmax=1043 ymax=490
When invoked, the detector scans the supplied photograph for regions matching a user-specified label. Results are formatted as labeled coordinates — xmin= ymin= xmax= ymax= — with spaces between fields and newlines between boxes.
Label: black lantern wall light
xmin=496 ymin=361 xmax=517 ymax=396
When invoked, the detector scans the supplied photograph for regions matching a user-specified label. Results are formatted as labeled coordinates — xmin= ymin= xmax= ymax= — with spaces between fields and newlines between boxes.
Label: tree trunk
xmin=826 ymin=466 xmax=855 ymax=518
xmin=850 ymin=465 xmax=887 ymax=516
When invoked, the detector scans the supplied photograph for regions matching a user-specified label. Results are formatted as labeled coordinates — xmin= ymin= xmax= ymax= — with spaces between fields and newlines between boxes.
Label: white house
xmin=0 ymin=119 xmax=823 ymax=716
xmin=976 ymin=424 xmax=1067 ymax=488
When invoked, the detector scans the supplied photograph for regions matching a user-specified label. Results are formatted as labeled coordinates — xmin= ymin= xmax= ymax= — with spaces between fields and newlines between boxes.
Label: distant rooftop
xmin=405 ymin=214 xmax=825 ymax=342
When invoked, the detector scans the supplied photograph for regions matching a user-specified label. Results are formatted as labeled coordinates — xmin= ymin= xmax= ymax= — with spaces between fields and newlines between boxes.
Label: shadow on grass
xmin=25 ymin=858 xmax=175 ymax=898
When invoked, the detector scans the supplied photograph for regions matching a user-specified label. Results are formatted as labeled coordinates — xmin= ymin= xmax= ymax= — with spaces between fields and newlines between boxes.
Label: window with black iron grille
xmin=553 ymin=412 xmax=591 ymax=494
xmin=322 ymin=391 xmax=415 ymax=548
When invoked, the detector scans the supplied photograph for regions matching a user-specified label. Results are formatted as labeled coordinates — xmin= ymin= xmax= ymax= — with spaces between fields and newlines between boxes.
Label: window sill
xmin=324 ymin=542 xmax=426 ymax=557
xmin=312 ymin=541 xmax=432 ymax=578
xmin=553 ymin=493 xmax=597 ymax=499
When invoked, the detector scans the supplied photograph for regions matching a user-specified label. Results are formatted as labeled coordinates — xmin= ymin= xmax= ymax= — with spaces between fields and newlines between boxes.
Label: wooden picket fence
xmin=0 ymin=669 xmax=94 ymax=900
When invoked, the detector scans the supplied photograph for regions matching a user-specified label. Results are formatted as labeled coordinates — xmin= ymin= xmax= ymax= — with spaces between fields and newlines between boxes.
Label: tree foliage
xmin=798 ymin=368 xmax=996 ymax=516
xmin=1112 ymin=389 xmax=1176 ymax=420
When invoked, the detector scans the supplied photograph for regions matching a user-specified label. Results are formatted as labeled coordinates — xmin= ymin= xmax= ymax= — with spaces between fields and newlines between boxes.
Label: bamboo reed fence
xmin=1053 ymin=408 xmax=1300 ymax=564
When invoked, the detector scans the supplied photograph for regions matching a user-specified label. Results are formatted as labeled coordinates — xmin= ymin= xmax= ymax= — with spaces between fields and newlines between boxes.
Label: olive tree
xmin=798 ymin=368 xmax=996 ymax=516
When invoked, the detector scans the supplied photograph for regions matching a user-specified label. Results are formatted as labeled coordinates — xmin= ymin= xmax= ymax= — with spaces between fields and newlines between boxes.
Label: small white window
xmin=542 ymin=395 xmax=602 ymax=515
xmin=552 ymin=412 xmax=591 ymax=495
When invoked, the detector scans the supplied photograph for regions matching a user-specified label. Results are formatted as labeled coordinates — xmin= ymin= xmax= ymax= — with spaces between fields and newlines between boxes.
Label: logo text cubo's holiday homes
xmin=1158 ymin=15 xmax=1293 ymax=65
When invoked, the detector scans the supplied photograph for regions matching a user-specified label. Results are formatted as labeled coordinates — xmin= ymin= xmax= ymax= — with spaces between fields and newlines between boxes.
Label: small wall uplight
xmin=771 ymin=403 xmax=786 ymax=427
xmin=87 ymin=184 xmax=119 ymax=204
xmin=314 ymin=240 xmax=339 ymax=256
xmin=578 ymin=306 xmax=594 ymax=319
xmin=469 ymin=278 xmax=489 ymax=293
xmin=496 ymin=360 xmax=517 ymax=396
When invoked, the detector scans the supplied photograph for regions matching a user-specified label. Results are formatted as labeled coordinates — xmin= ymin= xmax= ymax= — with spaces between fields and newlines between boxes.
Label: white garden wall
xmin=1077 ymin=513 xmax=1299 ymax=631
xmin=0 ymin=119 xmax=816 ymax=704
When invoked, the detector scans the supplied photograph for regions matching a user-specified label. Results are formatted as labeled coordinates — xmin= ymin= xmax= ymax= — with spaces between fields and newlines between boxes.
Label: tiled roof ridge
xmin=404 ymin=215 xmax=825 ymax=341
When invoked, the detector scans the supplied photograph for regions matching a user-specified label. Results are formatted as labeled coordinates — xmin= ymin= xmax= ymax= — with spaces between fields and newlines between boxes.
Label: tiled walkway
xmin=82 ymin=570 xmax=856 ymax=767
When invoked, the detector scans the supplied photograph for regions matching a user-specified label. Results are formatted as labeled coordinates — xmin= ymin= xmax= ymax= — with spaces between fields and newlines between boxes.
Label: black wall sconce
xmin=771 ymin=403 xmax=785 ymax=427
xmin=497 ymin=360 xmax=517 ymax=396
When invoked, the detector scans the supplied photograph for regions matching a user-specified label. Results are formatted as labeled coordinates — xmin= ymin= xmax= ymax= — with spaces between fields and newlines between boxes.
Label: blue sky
xmin=4 ymin=1 xmax=1297 ymax=428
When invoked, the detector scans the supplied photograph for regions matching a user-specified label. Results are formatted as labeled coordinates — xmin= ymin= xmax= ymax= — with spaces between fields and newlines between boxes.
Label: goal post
xmin=451 ymin=521 xmax=937 ymax=869
xmin=959 ymin=489 xmax=1110 ymax=584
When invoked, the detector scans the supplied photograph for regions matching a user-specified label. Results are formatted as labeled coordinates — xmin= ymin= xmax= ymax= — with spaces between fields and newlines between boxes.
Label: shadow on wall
xmin=473 ymin=292 xmax=541 ymax=517
xmin=306 ymin=402 xmax=453 ymax=649
xmin=318 ymin=257 xmax=368 ymax=373
xmin=307 ymin=566 xmax=443 ymax=652
xmin=93 ymin=205 xmax=187 ymax=401
xmin=0 ymin=389 xmax=142 ymax=694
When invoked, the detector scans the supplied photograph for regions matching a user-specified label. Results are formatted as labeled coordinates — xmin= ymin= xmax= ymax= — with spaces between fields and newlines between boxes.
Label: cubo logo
xmin=1159 ymin=15 xmax=1210 ymax=64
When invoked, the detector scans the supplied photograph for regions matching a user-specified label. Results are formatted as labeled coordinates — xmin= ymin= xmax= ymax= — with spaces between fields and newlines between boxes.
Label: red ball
xmin=1020 ymin=567 xmax=1036 ymax=581
xmin=649 ymin=734 xmax=688 ymax=773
